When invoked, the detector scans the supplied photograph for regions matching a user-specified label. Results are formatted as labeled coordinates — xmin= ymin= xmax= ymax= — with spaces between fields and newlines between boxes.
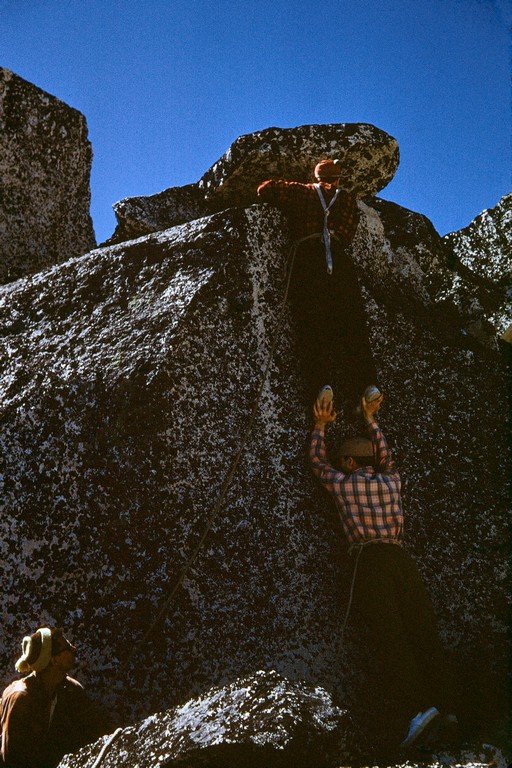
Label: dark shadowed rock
xmin=58 ymin=670 xmax=348 ymax=768
xmin=368 ymin=198 xmax=449 ymax=277
xmin=105 ymin=184 xmax=211 ymax=245
xmin=0 ymin=202 xmax=508 ymax=756
xmin=199 ymin=123 xmax=399 ymax=208
xmin=438 ymin=193 xmax=512 ymax=343
xmin=0 ymin=68 xmax=96 ymax=284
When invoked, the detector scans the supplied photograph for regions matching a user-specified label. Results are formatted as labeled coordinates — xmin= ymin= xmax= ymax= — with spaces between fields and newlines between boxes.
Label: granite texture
xmin=0 ymin=203 xmax=508 ymax=758
xmin=106 ymin=184 xmax=211 ymax=245
xmin=0 ymin=79 xmax=508 ymax=762
xmin=0 ymin=68 xmax=96 ymax=284
xmin=199 ymin=123 xmax=399 ymax=208
xmin=365 ymin=197 xmax=509 ymax=349
xmin=439 ymin=193 xmax=512 ymax=343
xmin=58 ymin=670 xmax=348 ymax=768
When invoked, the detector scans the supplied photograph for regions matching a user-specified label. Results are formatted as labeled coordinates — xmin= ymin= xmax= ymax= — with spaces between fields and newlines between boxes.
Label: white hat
xmin=15 ymin=628 xmax=53 ymax=674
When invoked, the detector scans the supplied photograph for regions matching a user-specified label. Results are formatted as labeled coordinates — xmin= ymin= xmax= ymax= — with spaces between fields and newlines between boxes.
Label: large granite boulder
xmin=0 ymin=69 xmax=96 ymax=284
xmin=58 ymin=670 xmax=348 ymax=768
xmin=0 ymin=201 xmax=508 ymax=755
xmin=198 ymin=123 xmax=399 ymax=208
xmin=438 ymin=193 xmax=512 ymax=344
xmin=105 ymin=123 xmax=399 ymax=244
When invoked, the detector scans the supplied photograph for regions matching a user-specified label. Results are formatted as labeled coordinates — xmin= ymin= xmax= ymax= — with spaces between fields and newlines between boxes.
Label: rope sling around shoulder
xmin=313 ymin=183 xmax=341 ymax=275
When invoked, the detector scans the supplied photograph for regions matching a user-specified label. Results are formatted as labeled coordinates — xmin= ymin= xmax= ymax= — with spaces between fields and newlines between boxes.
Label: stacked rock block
xmin=0 ymin=204 xmax=508 ymax=751
xmin=0 ymin=68 xmax=95 ymax=284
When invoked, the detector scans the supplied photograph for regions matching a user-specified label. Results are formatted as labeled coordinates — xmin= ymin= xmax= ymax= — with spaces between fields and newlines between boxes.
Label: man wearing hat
xmin=310 ymin=389 xmax=458 ymax=751
xmin=1 ymin=627 xmax=111 ymax=768
xmin=257 ymin=159 xmax=378 ymax=414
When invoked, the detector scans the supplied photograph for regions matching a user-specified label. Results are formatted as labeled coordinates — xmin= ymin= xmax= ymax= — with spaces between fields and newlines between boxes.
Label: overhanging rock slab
xmin=199 ymin=123 xmax=399 ymax=208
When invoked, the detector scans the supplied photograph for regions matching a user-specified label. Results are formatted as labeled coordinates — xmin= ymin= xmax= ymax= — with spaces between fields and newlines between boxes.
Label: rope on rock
xmin=89 ymin=728 xmax=123 ymax=768
xmin=135 ymin=234 xmax=325 ymax=651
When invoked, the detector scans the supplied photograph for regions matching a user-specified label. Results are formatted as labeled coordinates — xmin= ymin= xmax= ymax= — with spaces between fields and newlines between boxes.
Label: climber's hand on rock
xmin=314 ymin=398 xmax=337 ymax=428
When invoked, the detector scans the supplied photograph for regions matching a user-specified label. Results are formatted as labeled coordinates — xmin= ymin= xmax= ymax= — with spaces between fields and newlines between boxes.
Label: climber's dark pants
xmin=352 ymin=543 xmax=453 ymax=718
xmin=289 ymin=239 xmax=378 ymax=410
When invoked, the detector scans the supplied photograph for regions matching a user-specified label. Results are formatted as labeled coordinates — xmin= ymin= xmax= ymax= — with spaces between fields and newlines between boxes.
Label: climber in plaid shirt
xmin=310 ymin=388 xmax=458 ymax=752
xmin=310 ymin=397 xmax=403 ymax=545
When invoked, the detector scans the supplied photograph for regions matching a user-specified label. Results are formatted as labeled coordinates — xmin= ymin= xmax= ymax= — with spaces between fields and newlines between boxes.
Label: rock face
xmin=364 ymin=196 xmax=511 ymax=350
xmin=106 ymin=123 xmax=399 ymax=243
xmin=0 ymin=68 xmax=95 ymax=284
xmin=439 ymin=193 xmax=512 ymax=343
xmin=198 ymin=123 xmax=400 ymax=208
xmin=107 ymin=184 xmax=210 ymax=245
xmin=0 ymin=75 xmax=509 ymax=760
xmin=58 ymin=670 xmax=348 ymax=768
xmin=0 ymin=201 xmax=508 ymax=754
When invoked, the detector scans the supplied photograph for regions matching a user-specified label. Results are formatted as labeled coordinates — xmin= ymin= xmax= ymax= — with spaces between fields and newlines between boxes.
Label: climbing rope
xmin=135 ymin=234 xmax=326 ymax=651
xmin=88 ymin=728 xmax=123 ymax=768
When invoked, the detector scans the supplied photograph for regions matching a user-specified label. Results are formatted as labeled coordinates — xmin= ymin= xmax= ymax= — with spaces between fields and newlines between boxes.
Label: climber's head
xmin=314 ymin=158 xmax=342 ymax=184
xmin=15 ymin=627 xmax=77 ymax=675
xmin=339 ymin=436 xmax=375 ymax=473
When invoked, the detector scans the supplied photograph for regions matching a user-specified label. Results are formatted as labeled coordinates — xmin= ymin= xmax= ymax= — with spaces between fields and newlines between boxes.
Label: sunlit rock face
xmin=106 ymin=123 xmax=399 ymax=243
xmin=0 ymin=69 xmax=95 ymax=284
xmin=58 ymin=670 xmax=348 ymax=768
xmin=439 ymin=193 xmax=512 ymax=343
xmin=0 ymin=203 xmax=508 ymax=753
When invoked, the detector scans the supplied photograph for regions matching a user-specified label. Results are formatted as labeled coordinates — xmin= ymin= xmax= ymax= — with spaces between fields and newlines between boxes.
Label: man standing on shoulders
xmin=257 ymin=160 xmax=378 ymax=415
xmin=309 ymin=386 xmax=458 ymax=751
xmin=1 ymin=626 xmax=112 ymax=768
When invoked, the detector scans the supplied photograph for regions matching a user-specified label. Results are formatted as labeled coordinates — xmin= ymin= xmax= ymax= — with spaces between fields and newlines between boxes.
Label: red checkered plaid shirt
xmin=257 ymin=180 xmax=359 ymax=244
xmin=310 ymin=421 xmax=403 ymax=545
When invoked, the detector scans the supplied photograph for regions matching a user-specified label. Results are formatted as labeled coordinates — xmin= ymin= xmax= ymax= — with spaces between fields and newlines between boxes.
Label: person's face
xmin=51 ymin=631 xmax=77 ymax=671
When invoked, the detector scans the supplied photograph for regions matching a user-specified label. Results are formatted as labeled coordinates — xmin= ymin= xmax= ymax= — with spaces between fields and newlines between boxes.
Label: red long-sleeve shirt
xmin=310 ymin=420 xmax=403 ymax=545
xmin=257 ymin=179 xmax=359 ymax=244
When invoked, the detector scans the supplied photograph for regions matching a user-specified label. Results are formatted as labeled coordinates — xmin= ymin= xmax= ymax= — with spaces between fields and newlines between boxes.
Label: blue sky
xmin=1 ymin=0 xmax=510 ymax=243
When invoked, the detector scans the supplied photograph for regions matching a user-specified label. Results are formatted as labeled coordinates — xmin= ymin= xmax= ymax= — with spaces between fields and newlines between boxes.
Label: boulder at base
xmin=0 ymin=68 xmax=95 ymax=284
xmin=58 ymin=670 xmax=348 ymax=768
